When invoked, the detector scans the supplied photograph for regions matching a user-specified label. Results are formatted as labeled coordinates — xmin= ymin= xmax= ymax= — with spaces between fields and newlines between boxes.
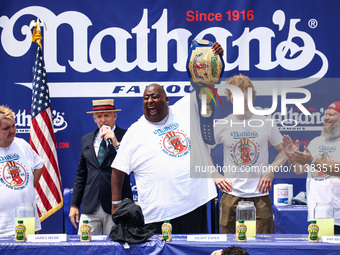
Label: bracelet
xmin=112 ymin=200 xmax=122 ymax=205
xmin=114 ymin=144 xmax=120 ymax=150
xmin=310 ymin=157 xmax=316 ymax=166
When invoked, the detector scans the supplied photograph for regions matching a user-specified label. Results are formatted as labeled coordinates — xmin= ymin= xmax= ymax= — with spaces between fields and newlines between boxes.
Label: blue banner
xmin=0 ymin=0 xmax=339 ymax=232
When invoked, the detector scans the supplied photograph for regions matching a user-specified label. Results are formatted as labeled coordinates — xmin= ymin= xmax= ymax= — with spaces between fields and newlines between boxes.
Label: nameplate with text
xmin=187 ymin=234 xmax=227 ymax=242
xmin=320 ymin=236 xmax=340 ymax=243
xmin=26 ymin=234 xmax=67 ymax=242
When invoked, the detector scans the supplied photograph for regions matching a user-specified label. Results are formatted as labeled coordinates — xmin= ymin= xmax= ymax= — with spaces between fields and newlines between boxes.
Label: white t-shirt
xmin=0 ymin=137 xmax=43 ymax=235
xmin=213 ymin=114 xmax=282 ymax=197
xmin=306 ymin=136 xmax=340 ymax=225
xmin=112 ymin=95 xmax=217 ymax=224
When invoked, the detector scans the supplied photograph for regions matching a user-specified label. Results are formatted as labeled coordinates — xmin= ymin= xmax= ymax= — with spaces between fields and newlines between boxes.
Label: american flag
xmin=29 ymin=45 xmax=63 ymax=221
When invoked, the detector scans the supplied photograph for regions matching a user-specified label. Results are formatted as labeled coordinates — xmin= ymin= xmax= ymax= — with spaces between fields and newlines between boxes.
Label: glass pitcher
xmin=314 ymin=202 xmax=334 ymax=237
xmin=15 ymin=203 xmax=35 ymax=235
xmin=236 ymin=201 xmax=256 ymax=237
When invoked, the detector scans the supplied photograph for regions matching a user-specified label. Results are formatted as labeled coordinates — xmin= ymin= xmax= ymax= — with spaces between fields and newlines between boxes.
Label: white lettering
xmin=214 ymin=85 xmax=311 ymax=116
xmin=0 ymin=8 xmax=328 ymax=78
xmin=281 ymin=88 xmax=311 ymax=115
xmin=214 ymin=118 xmax=292 ymax=128
xmin=248 ymin=87 xmax=278 ymax=115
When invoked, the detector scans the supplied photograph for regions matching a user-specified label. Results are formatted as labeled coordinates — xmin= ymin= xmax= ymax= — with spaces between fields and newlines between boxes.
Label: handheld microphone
xmin=100 ymin=125 xmax=113 ymax=146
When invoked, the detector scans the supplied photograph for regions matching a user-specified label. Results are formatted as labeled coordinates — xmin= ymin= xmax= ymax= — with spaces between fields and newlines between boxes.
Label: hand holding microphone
xmin=100 ymin=125 xmax=113 ymax=146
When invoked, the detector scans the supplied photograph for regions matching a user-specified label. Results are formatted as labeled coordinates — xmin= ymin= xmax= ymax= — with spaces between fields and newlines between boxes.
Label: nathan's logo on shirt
xmin=230 ymin=131 xmax=259 ymax=139
xmin=153 ymin=122 xmax=179 ymax=136
xmin=312 ymin=152 xmax=330 ymax=181
xmin=160 ymin=130 xmax=190 ymax=157
xmin=232 ymin=138 xmax=259 ymax=167
xmin=0 ymin=153 xmax=20 ymax=163
xmin=0 ymin=160 xmax=29 ymax=190
xmin=318 ymin=145 xmax=336 ymax=153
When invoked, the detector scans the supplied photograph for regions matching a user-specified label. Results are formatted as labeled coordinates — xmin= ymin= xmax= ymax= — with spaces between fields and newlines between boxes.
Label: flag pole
xmin=29 ymin=19 xmax=63 ymax=222
xmin=30 ymin=18 xmax=46 ymax=49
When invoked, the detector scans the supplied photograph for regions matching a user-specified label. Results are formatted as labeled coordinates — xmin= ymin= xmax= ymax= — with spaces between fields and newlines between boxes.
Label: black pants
xmin=145 ymin=204 xmax=207 ymax=234
xmin=335 ymin=225 xmax=340 ymax=234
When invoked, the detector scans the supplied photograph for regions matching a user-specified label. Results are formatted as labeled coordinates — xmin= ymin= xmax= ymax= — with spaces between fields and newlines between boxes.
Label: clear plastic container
xmin=15 ymin=203 xmax=35 ymax=235
xmin=236 ymin=201 xmax=256 ymax=237
xmin=314 ymin=202 xmax=334 ymax=237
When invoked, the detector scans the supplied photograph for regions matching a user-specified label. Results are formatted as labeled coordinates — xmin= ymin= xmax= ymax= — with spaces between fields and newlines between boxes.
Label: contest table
xmin=1 ymin=234 xmax=340 ymax=255
xmin=273 ymin=205 xmax=309 ymax=234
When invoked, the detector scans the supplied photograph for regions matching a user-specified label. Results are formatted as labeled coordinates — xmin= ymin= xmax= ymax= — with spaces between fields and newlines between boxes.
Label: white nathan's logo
xmin=272 ymin=106 xmax=325 ymax=132
xmin=0 ymin=8 xmax=328 ymax=97
xmin=15 ymin=109 xmax=68 ymax=133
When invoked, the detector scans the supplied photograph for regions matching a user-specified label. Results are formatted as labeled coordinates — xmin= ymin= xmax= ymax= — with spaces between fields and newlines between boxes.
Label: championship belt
xmin=186 ymin=39 xmax=224 ymax=145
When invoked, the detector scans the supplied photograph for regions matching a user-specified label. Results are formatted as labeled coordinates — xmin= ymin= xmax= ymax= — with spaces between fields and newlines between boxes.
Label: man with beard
xmin=282 ymin=101 xmax=340 ymax=234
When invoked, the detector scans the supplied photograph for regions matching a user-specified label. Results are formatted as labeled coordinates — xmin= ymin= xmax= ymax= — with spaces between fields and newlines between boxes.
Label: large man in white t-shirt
xmin=111 ymin=84 xmax=218 ymax=234
xmin=283 ymin=101 xmax=340 ymax=234
xmin=0 ymin=105 xmax=43 ymax=235
xmin=212 ymin=74 xmax=288 ymax=234
xmin=111 ymin=43 xmax=224 ymax=234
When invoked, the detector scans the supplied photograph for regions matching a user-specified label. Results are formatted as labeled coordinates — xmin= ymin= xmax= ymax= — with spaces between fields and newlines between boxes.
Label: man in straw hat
xmin=69 ymin=99 xmax=132 ymax=235
xmin=0 ymin=105 xmax=43 ymax=235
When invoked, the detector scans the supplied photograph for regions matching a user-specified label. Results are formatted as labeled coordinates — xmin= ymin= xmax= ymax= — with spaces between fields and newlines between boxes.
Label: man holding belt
xmin=111 ymin=43 xmax=224 ymax=234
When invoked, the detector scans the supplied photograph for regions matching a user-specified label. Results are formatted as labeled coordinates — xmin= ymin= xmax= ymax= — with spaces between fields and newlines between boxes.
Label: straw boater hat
xmin=86 ymin=99 xmax=121 ymax=113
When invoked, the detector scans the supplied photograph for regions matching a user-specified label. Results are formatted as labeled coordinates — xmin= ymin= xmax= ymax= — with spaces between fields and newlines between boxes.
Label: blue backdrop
xmin=0 ymin=0 xmax=339 ymax=233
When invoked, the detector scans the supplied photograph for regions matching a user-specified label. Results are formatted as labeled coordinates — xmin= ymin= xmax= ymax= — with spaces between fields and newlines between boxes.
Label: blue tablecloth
xmin=1 ymin=234 xmax=340 ymax=255
xmin=273 ymin=205 xmax=309 ymax=234
xmin=165 ymin=234 xmax=340 ymax=255
xmin=0 ymin=235 xmax=162 ymax=255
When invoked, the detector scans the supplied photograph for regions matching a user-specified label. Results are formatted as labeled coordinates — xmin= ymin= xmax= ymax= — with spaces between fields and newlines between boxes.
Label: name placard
xmin=320 ymin=236 xmax=340 ymax=243
xmin=26 ymin=234 xmax=67 ymax=242
xmin=187 ymin=234 xmax=227 ymax=242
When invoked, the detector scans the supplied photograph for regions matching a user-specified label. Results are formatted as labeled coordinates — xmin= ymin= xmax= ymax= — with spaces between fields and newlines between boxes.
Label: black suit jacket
xmin=70 ymin=125 xmax=132 ymax=214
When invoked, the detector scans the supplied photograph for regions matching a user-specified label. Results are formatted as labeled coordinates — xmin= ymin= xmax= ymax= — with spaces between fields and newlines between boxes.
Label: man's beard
xmin=322 ymin=122 xmax=340 ymax=140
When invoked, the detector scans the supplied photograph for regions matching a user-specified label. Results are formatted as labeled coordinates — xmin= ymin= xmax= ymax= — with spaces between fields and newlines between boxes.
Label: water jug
xmin=236 ymin=201 xmax=256 ymax=237
xmin=314 ymin=202 xmax=334 ymax=237
xmin=15 ymin=203 xmax=35 ymax=235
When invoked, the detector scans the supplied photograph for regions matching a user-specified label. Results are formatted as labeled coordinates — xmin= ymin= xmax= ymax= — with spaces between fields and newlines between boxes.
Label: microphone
xmin=100 ymin=125 xmax=113 ymax=146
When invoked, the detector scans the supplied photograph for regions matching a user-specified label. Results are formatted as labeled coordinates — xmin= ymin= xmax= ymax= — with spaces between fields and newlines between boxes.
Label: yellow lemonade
xmin=315 ymin=218 xmax=334 ymax=237
xmin=15 ymin=217 xmax=35 ymax=235
xmin=236 ymin=220 xmax=256 ymax=237
xmin=244 ymin=220 xmax=256 ymax=237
